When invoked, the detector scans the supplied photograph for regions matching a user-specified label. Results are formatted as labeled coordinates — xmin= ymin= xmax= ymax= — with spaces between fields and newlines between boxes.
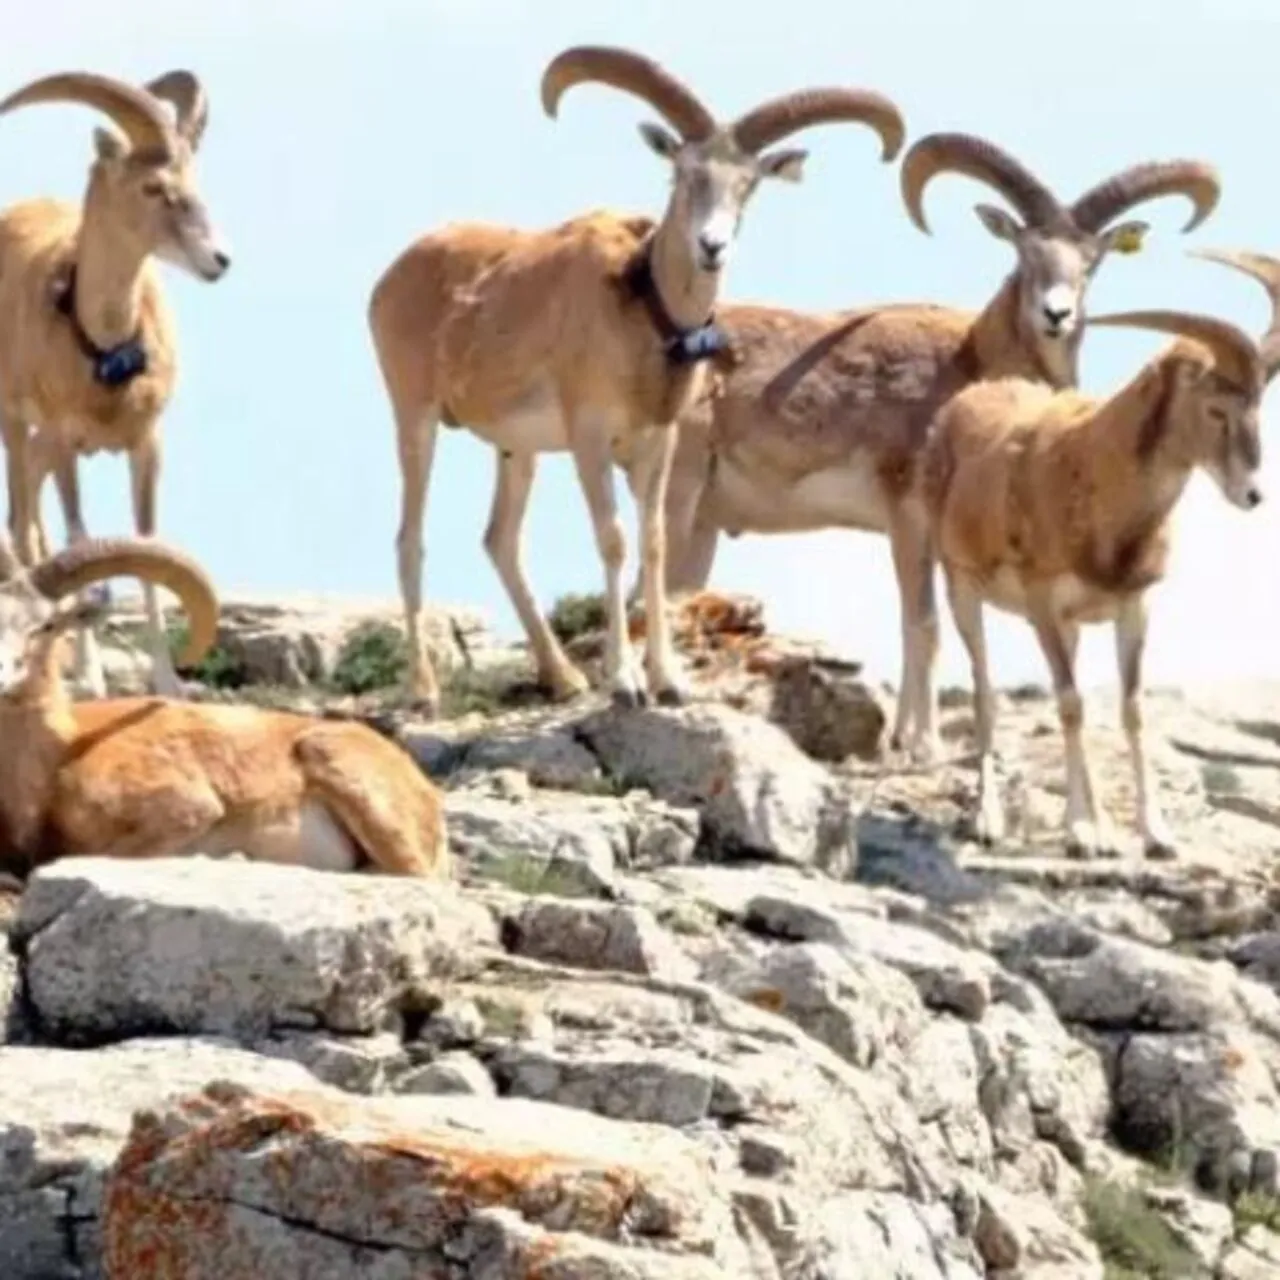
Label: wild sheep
xmin=653 ymin=131 xmax=1219 ymax=760
xmin=368 ymin=43 xmax=906 ymax=715
xmin=0 ymin=536 xmax=448 ymax=877
xmin=0 ymin=69 xmax=232 ymax=700
xmin=919 ymin=252 xmax=1280 ymax=860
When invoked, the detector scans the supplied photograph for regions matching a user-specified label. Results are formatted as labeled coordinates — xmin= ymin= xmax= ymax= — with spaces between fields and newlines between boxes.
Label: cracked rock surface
xmin=8 ymin=593 xmax=1280 ymax=1276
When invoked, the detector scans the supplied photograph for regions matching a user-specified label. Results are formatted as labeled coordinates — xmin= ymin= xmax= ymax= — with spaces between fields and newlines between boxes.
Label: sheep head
xmin=0 ymin=69 xmax=231 ymax=283
xmin=1091 ymin=307 xmax=1266 ymax=512
xmin=901 ymin=132 xmax=1220 ymax=381
xmin=541 ymin=45 xmax=905 ymax=274
xmin=0 ymin=536 xmax=219 ymax=699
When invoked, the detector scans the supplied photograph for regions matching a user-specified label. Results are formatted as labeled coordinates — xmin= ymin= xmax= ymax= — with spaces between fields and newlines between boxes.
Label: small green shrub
xmin=549 ymin=592 xmax=606 ymax=643
xmin=439 ymin=662 xmax=545 ymax=718
xmin=330 ymin=621 xmax=407 ymax=695
xmin=1081 ymin=1177 xmax=1204 ymax=1280
xmin=1233 ymin=1190 xmax=1280 ymax=1239
xmin=167 ymin=622 xmax=247 ymax=689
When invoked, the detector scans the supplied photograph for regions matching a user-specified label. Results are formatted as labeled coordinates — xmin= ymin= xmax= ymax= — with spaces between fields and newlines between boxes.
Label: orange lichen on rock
xmin=103 ymin=1080 xmax=702 ymax=1278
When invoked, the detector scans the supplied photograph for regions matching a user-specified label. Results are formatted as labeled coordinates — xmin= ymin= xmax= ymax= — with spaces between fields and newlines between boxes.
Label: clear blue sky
xmin=4 ymin=0 xmax=1278 ymax=691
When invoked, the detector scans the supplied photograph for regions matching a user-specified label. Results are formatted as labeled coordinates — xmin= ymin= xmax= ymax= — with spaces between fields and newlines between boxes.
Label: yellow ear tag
xmin=1113 ymin=226 xmax=1146 ymax=255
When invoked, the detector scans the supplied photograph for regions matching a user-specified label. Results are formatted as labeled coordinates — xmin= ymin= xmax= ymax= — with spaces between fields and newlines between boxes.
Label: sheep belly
xmin=179 ymin=801 xmax=360 ymax=872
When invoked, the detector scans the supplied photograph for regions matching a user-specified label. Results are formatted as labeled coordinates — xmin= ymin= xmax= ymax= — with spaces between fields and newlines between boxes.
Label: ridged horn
xmin=900 ymin=132 xmax=1061 ymax=234
xmin=1088 ymin=309 xmax=1259 ymax=385
xmin=730 ymin=88 xmax=905 ymax=160
xmin=540 ymin=46 xmax=716 ymax=142
xmin=1191 ymin=247 xmax=1280 ymax=382
xmin=144 ymin=69 xmax=208 ymax=150
xmin=30 ymin=538 xmax=218 ymax=667
xmin=1069 ymin=161 xmax=1220 ymax=234
xmin=0 ymin=71 xmax=174 ymax=156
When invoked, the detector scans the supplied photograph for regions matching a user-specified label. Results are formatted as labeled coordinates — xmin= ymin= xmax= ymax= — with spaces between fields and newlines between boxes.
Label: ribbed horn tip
xmin=28 ymin=537 xmax=219 ymax=668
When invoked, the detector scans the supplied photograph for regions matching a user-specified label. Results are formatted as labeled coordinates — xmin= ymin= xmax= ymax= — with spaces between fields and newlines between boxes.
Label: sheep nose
xmin=1043 ymin=304 xmax=1071 ymax=326
xmin=1245 ymin=485 xmax=1264 ymax=509
xmin=698 ymin=234 xmax=727 ymax=267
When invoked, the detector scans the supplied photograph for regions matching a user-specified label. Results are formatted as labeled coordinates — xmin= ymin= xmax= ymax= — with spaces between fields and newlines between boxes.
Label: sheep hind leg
xmin=128 ymin=437 xmax=182 ymax=698
xmin=48 ymin=446 xmax=108 ymax=700
xmin=484 ymin=448 xmax=589 ymax=702
xmin=888 ymin=510 xmax=940 ymax=764
xmin=294 ymin=725 xmax=449 ymax=877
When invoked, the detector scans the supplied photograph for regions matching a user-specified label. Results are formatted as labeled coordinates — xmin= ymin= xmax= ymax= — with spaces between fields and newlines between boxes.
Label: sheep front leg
xmin=1028 ymin=605 xmax=1116 ymax=858
xmin=945 ymin=568 xmax=1003 ymax=842
xmin=395 ymin=406 xmax=442 ymax=713
xmin=1115 ymin=594 xmax=1175 ymax=860
xmin=571 ymin=420 xmax=644 ymax=707
xmin=129 ymin=437 xmax=182 ymax=698
xmin=1 ymin=411 xmax=37 ymax=566
xmin=627 ymin=425 xmax=688 ymax=706
xmin=484 ymin=448 xmax=589 ymax=702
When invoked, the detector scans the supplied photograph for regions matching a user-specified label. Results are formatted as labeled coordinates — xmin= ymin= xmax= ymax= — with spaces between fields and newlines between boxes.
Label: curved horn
xmin=730 ymin=88 xmax=905 ymax=160
xmin=540 ymin=46 xmax=716 ymax=142
xmin=1191 ymin=247 xmax=1280 ymax=380
xmin=1069 ymin=161 xmax=1220 ymax=234
xmin=144 ymin=69 xmax=207 ymax=150
xmin=899 ymin=132 xmax=1060 ymax=234
xmin=0 ymin=71 xmax=174 ymax=155
xmin=1088 ymin=309 xmax=1259 ymax=384
xmin=30 ymin=538 xmax=218 ymax=667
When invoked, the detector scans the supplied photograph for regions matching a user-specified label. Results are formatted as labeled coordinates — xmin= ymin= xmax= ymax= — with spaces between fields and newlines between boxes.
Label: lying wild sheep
xmin=0 ymin=536 xmax=448 ymax=877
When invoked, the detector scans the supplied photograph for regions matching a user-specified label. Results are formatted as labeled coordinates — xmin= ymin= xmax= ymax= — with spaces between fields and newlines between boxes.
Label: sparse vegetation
xmin=329 ymin=621 xmax=408 ymax=695
xmin=438 ymin=661 xmax=546 ymax=718
xmin=655 ymin=899 xmax=717 ymax=937
xmin=549 ymin=591 xmax=607 ymax=643
xmin=480 ymin=853 xmax=599 ymax=899
xmin=1232 ymin=1190 xmax=1280 ymax=1239
xmin=1081 ymin=1176 xmax=1204 ymax=1280
xmin=167 ymin=621 xmax=247 ymax=688
xmin=1201 ymin=761 xmax=1244 ymax=796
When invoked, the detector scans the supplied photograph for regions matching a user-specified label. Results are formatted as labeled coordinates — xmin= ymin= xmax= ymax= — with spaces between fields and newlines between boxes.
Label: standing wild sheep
xmin=0 ymin=69 xmax=231 ymax=700
xmin=919 ymin=250 xmax=1280 ymax=860
xmin=369 ymin=44 xmax=906 ymax=715
xmin=654 ymin=132 xmax=1219 ymax=761
xmin=0 ymin=536 xmax=448 ymax=878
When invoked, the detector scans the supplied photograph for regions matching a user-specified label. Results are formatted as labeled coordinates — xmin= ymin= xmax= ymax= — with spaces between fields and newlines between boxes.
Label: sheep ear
xmin=92 ymin=125 xmax=128 ymax=162
xmin=639 ymin=121 xmax=681 ymax=162
xmin=974 ymin=203 xmax=1023 ymax=244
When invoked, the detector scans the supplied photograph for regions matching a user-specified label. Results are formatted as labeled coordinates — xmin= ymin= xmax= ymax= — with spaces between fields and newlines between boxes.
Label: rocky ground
xmin=6 ymin=590 xmax=1280 ymax=1277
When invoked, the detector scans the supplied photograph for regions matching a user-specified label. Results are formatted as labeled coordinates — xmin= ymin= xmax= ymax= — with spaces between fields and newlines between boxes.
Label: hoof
xmin=402 ymin=686 xmax=441 ymax=719
xmin=1143 ymin=838 xmax=1178 ymax=862
xmin=654 ymin=684 xmax=689 ymax=708
xmin=610 ymin=685 xmax=645 ymax=710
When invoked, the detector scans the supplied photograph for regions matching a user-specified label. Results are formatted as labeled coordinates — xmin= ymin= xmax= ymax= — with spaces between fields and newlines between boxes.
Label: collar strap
xmin=624 ymin=244 xmax=731 ymax=367
xmin=52 ymin=266 xmax=148 ymax=389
